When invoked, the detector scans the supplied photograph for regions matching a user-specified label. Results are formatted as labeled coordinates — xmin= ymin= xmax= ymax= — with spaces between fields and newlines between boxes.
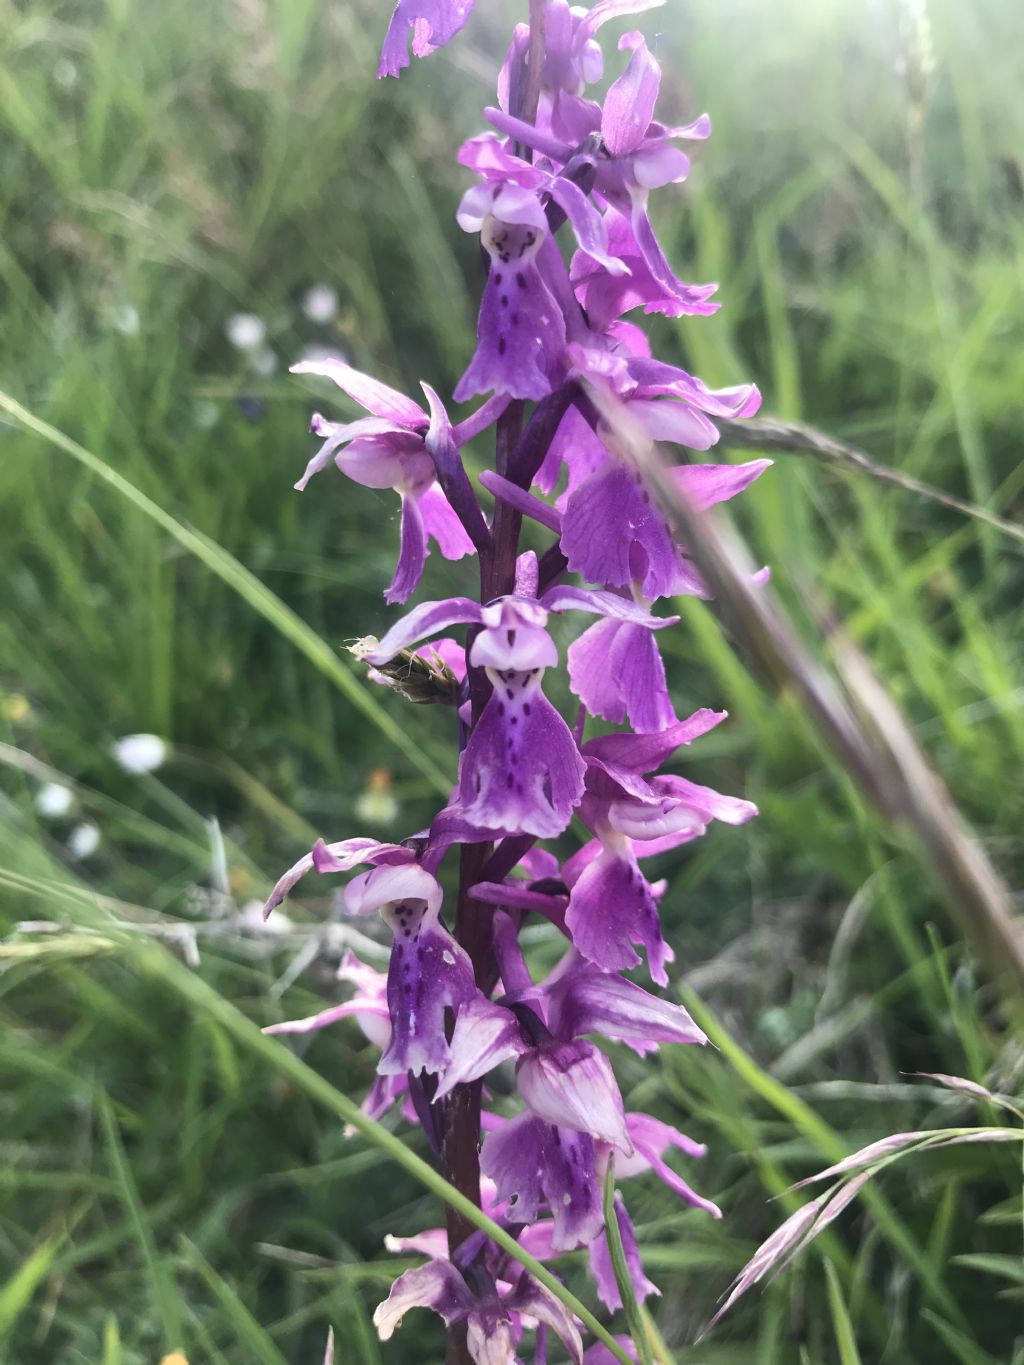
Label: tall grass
xmin=1 ymin=0 xmax=1021 ymax=1361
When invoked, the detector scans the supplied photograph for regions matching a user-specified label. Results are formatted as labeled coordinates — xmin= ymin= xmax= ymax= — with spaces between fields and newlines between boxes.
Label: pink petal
xmin=290 ymin=358 xmax=426 ymax=427
xmin=417 ymin=483 xmax=475 ymax=561
xmin=602 ymin=32 xmax=661 ymax=156
xmin=434 ymin=996 xmax=526 ymax=1098
xmin=386 ymin=492 xmax=428 ymax=605
xmin=671 ymin=458 xmax=772 ymax=510
xmin=360 ymin=597 xmax=484 ymax=665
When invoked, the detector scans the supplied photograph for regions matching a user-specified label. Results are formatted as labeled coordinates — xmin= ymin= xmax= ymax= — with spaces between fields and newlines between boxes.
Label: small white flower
xmin=68 ymin=822 xmax=101 ymax=859
xmin=36 ymin=782 xmax=74 ymax=818
xmin=225 ymin=313 xmax=267 ymax=351
xmin=302 ymin=284 xmax=339 ymax=324
xmin=112 ymin=733 xmax=168 ymax=774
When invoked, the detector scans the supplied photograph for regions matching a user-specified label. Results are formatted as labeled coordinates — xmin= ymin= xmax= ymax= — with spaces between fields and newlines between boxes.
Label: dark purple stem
xmin=506 ymin=382 xmax=578 ymax=488
xmin=423 ymin=383 xmax=492 ymax=557
xmin=482 ymin=834 xmax=537 ymax=883
xmin=538 ymin=541 xmax=568 ymax=594
xmin=444 ymin=13 xmax=552 ymax=1360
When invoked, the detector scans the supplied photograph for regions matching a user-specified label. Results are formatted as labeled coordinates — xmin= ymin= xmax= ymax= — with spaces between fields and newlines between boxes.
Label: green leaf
xmin=0 ymin=1232 xmax=64 ymax=1340
xmin=602 ymin=1159 xmax=653 ymax=1365
xmin=0 ymin=389 xmax=451 ymax=796
xmin=98 ymin=1093 xmax=185 ymax=1354
xmin=921 ymin=1310 xmax=1004 ymax=1365
xmin=950 ymin=1254 xmax=1024 ymax=1287
xmin=824 ymin=1260 xmax=863 ymax=1365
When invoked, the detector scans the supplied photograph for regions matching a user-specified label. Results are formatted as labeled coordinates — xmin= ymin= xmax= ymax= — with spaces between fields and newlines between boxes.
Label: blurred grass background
xmin=1 ymin=0 xmax=1023 ymax=1360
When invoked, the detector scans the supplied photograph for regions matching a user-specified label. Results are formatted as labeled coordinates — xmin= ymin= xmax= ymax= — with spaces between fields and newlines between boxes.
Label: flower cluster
xmin=271 ymin=3 xmax=766 ymax=1360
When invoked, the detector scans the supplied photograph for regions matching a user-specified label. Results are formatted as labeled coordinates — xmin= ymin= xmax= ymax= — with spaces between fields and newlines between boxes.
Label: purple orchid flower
xmin=264 ymin=951 xmax=414 ymax=1122
xmin=361 ymin=567 xmax=673 ymax=838
xmin=261 ymin=835 xmax=413 ymax=918
xmin=378 ymin=1 xmax=476 ymax=79
xmin=374 ymin=1254 xmax=583 ymax=1364
xmin=496 ymin=0 xmax=667 ymax=147
xmin=451 ymin=134 xmax=630 ymax=403
xmin=560 ymin=455 xmax=769 ymax=603
xmin=437 ymin=951 xmax=706 ymax=1101
xmin=563 ymin=711 xmax=758 ymax=984
xmin=487 ymin=27 xmax=718 ymax=318
xmin=271 ymin=5 xmax=768 ymax=1359
xmin=482 ymin=1111 xmax=605 ymax=1252
xmin=343 ymin=861 xmax=476 ymax=1076
xmin=291 ymin=358 xmax=474 ymax=602
xmin=264 ymin=948 xmax=390 ymax=1046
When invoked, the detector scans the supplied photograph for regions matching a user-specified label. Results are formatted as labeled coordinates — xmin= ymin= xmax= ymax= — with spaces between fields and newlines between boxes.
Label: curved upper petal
xmin=290 ymin=358 xmax=426 ymax=427
xmin=601 ymin=33 xmax=661 ymax=156
xmin=360 ymin=597 xmax=484 ymax=664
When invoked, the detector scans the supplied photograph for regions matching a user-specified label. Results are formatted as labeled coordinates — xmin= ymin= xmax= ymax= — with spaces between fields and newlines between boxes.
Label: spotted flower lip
xmin=345 ymin=863 xmax=476 ymax=1076
xmin=481 ymin=1112 xmax=604 ymax=1252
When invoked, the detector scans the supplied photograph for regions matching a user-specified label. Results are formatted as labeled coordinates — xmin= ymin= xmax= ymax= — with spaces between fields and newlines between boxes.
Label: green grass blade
xmin=824 ymin=1259 xmax=863 ymax=1365
xmin=949 ymin=1254 xmax=1024 ymax=1288
xmin=0 ymin=1233 xmax=64 ymax=1340
xmin=921 ymin=1311 xmax=1004 ymax=1365
xmin=97 ymin=1092 xmax=185 ymax=1354
xmin=101 ymin=1316 xmax=123 ymax=1365
xmin=679 ymin=988 xmax=967 ymax=1327
xmin=602 ymin=1160 xmax=653 ymax=1365
xmin=0 ymin=388 xmax=451 ymax=796
xmin=180 ymin=1237 xmax=289 ymax=1365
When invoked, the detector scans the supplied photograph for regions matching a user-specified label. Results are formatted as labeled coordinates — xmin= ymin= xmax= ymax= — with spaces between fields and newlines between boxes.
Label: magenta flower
xmin=361 ymin=571 xmax=671 ymax=837
xmin=564 ymin=712 xmax=758 ymax=984
xmin=378 ymin=1 xmax=476 ymax=79
xmin=482 ymin=1112 xmax=604 ymax=1251
xmin=437 ymin=956 xmax=706 ymax=1098
xmin=374 ymin=1254 xmax=583 ymax=1363
xmin=290 ymin=358 xmax=473 ymax=602
xmin=487 ymin=27 xmax=718 ymax=319
xmin=451 ymin=136 xmax=628 ymax=402
xmin=264 ymin=948 xmax=390 ymax=1045
xmin=269 ymin=5 xmax=767 ymax=1359
xmin=344 ymin=862 xmax=476 ymax=1076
